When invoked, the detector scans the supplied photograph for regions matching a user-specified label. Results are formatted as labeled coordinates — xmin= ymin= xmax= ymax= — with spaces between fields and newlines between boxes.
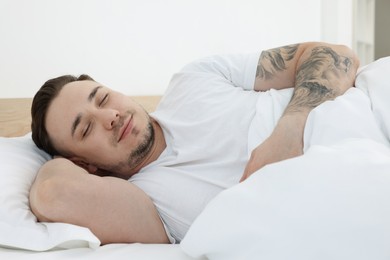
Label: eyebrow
xmin=88 ymin=86 xmax=102 ymax=102
xmin=71 ymin=86 xmax=102 ymax=137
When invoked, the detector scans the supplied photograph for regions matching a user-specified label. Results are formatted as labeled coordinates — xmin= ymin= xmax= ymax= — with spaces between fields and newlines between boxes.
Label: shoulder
xmin=179 ymin=53 xmax=261 ymax=74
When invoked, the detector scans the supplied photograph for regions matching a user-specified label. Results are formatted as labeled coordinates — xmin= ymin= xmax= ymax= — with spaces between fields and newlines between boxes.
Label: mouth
xmin=118 ymin=115 xmax=133 ymax=142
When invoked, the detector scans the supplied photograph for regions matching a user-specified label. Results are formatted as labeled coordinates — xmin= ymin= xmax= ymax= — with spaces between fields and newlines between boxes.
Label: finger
xmin=239 ymin=168 xmax=250 ymax=183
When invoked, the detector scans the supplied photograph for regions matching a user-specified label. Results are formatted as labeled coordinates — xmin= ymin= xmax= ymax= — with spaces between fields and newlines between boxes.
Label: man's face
xmin=45 ymin=80 xmax=154 ymax=176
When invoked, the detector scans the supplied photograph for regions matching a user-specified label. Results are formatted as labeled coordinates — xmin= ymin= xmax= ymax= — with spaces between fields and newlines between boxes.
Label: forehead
xmin=60 ymin=80 xmax=101 ymax=98
xmin=49 ymin=80 xmax=102 ymax=117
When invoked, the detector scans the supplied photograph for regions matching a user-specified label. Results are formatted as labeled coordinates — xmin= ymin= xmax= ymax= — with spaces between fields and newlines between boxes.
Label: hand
xmin=240 ymin=114 xmax=306 ymax=182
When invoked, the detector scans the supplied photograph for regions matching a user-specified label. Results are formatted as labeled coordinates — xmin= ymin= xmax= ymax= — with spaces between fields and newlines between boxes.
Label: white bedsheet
xmin=0 ymin=243 xmax=204 ymax=260
xmin=181 ymin=57 xmax=390 ymax=260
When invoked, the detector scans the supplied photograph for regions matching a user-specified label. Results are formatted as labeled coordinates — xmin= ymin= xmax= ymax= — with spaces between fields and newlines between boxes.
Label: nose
xmin=98 ymin=109 xmax=120 ymax=130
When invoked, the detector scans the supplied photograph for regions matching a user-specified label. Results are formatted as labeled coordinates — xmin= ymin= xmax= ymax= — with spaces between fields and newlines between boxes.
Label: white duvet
xmin=181 ymin=57 xmax=390 ymax=260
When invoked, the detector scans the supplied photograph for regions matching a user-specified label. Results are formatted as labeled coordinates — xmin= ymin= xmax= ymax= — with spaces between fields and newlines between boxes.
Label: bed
xmin=1 ymin=57 xmax=390 ymax=260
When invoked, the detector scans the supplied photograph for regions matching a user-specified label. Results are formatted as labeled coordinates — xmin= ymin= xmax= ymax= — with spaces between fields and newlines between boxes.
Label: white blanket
xmin=181 ymin=57 xmax=390 ymax=260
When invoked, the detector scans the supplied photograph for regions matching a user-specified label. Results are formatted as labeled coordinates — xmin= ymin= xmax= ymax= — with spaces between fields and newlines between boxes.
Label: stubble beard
xmin=102 ymin=115 xmax=155 ymax=176
xmin=127 ymin=120 xmax=155 ymax=170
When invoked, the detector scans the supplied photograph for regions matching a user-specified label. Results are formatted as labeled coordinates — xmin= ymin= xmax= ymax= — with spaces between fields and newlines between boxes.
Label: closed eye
xmin=82 ymin=122 xmax=92 ymax=138
xmin=99 ymin=94 xmax=109 ymax=107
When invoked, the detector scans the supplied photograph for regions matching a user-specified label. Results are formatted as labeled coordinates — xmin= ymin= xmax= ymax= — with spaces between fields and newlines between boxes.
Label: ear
xmin=68 ymin=157 xmax=98 ymax=175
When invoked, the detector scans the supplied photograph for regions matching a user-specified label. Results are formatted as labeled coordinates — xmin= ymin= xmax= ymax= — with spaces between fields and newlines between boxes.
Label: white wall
xmin=321 ymin=0 xmax=354 ymax=46
xmin=0 ymin=0 xmax=327 ymax=98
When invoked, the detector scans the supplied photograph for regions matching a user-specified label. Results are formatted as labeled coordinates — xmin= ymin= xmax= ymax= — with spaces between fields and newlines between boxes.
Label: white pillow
xmin=0 ymin=134 xmax=100 ymax=251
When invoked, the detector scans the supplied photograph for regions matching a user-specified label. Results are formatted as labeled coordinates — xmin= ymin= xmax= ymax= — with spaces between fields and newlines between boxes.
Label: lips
xmin=118 ymin=115 xmax=133 ymax=142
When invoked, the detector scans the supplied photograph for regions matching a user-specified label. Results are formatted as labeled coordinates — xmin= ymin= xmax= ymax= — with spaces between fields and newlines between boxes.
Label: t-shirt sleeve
xmin=179 ymin=52 xmax=261 ymax=90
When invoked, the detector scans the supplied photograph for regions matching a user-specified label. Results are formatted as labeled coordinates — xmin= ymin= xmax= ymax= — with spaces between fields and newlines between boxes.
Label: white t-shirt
xmin=130 ymin=53 xmax=291 ymax=242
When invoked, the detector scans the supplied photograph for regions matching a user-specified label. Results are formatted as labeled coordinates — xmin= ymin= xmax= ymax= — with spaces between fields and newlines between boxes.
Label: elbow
xmin=29 ymin=159 xmax=73 ymax=222
xmin=318 ymin=42 xmax=360 ymax=68
xmin=29 ymin=178 xmax=58 ymax=222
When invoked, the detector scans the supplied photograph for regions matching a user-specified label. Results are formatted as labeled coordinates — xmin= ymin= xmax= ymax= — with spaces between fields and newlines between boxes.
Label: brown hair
xmin=31 ymin=74 xmax=94 ymax=155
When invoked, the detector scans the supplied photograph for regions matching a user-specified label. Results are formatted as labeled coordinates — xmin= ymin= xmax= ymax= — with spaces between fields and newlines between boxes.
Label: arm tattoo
xmin=286 ymin=46 xmax=353 ymax=113
xmin=256 ymin=44 xmax=299 ymax=80
xmin=296 ymin=46 xmax=352 ymax=83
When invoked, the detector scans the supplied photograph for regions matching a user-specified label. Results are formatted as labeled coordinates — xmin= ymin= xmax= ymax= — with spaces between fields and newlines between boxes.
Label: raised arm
xmin=254 ymin=42 xmax=358 ymax=93
xmin=30 ymin=158 xmax=170 ymax=244
xmin=241 ymin=42 xmax=359 ymax=181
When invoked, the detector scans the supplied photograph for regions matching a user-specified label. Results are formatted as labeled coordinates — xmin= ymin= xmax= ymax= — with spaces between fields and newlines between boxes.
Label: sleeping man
xmin=29 ymin=42 xmax=359 ymax=244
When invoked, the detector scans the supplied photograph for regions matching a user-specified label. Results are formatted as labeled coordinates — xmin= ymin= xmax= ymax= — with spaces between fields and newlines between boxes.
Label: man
xmin=29 ymin=42 xmax=359 ymax=245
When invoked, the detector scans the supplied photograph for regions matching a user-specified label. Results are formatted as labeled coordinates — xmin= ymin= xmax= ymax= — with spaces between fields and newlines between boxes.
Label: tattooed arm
xmin=240 ymin=42 xmax=359 ymax=181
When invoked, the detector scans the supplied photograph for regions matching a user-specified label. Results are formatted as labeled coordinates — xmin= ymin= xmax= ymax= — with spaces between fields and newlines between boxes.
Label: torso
xmin=130 ymin=72 xmax=259 ymax=241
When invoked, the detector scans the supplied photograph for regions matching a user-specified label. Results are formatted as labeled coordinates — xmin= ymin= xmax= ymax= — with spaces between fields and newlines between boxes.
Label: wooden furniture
xmin=0 ymin=96 xmax=161 ymax=137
